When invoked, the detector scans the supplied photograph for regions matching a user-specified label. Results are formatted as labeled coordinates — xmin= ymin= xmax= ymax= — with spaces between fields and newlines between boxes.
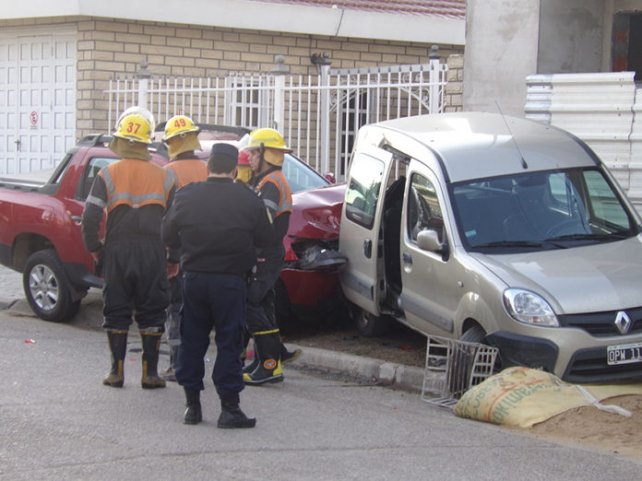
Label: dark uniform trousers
xmin=176 ymin=272 xmax=246 ymax=397
xmin=246 ymin=243 xmax=284 ymax=333
xmin=102 ymin=238 xmax=169 ymax=331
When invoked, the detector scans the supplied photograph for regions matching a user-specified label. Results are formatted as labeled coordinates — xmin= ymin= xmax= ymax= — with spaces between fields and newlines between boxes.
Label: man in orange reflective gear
xmin=82 ymin=107 xmax=177 ymax=389
xmin=242 ymin=128 xmax=301 ymax=385
xmin=161 ymin=114 xmax=209 ymax=382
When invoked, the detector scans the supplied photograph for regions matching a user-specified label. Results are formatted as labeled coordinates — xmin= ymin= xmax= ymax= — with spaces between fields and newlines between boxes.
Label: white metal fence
xmin=106 ymin=58 xmax=448 ymax=180
xmin=525 ymin=71 xmax=642 ymax=213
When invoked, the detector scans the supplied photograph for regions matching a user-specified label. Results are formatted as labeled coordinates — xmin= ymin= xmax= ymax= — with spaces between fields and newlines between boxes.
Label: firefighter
xmin=81 ymin=106 xmax=177 ymax=389
xmin=161 ymin=114 xmax=208 ymax=382
xmin=161 ymin=143 xmax=273 ymax=428
xmin=235 ymin=149 xmax=253 ymax=184
xmin=242 ymin=128 xmax=301 ymax=385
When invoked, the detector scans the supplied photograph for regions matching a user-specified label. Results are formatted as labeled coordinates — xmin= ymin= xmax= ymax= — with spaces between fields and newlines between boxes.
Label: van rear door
xmin=339 ymin=145 xmax=394 ymax=316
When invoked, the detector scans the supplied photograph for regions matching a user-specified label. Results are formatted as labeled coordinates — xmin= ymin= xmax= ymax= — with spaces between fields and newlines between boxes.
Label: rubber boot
xmin=242 ymin=356 xmax=260 ymax=374
xmin=281 ymin=343 xmax=302 ymax=364
xmin=217 ymin=392 xmax=256 ymax=429
xmin=140 ymin=331 xmax=166 ymax=389
xmin=103 ymin=329 xmax=128 ymax=387
xmin=243 ymin=332 xmax=284 ymax=385
xmin=183 ymin=389 xmax=202 ymax=425
xmin=162 ymin=345 xmax=178 ymax=382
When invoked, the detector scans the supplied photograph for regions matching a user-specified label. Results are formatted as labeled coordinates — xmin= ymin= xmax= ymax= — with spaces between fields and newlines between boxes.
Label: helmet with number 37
xmin=113 ymin=106 xmax=155 ymax=144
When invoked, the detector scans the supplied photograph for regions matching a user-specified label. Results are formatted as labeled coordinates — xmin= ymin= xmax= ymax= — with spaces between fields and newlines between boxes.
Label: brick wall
xmin=445 ymin=54 xmax=464 ymax=112
xmin=1 ymin=16 xmax=464 ymax=137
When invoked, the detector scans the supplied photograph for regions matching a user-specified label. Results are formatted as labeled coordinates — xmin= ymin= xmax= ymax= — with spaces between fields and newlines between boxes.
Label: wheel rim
xmin=356 ymin=311 xmax=370 ymax=330
xmin=28 ymin=264 xmax=59 ymax=312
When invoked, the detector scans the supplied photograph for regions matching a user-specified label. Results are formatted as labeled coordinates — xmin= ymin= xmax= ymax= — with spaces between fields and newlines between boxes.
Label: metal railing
xmin=106 ymin=57 xmax=448 ymax=180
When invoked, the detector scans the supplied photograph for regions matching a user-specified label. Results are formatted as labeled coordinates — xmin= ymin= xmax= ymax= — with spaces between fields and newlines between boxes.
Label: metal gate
xmin=106 ymin=57 xmax=448 ymax=180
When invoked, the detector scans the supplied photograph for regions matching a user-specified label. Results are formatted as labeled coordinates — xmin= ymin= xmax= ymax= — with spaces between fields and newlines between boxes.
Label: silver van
xmin=339 ymin=112 xmax=642 ymax=383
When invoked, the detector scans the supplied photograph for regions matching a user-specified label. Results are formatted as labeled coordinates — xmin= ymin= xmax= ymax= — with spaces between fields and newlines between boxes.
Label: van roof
xmin=370 ymin=112 xmax=600 ymax=183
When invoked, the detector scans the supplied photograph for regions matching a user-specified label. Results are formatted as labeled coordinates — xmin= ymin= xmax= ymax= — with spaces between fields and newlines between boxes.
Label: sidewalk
xmin=1 ymin=265 xmax=425 ymax=393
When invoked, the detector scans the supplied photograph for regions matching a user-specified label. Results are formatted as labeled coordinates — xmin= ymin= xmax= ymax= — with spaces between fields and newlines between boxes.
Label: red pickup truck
xmin=0 ymin=132 xmax=345 ymax=323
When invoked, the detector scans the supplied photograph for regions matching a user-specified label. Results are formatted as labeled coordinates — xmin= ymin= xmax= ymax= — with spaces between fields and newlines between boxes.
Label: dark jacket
xmin=82 ymin=158 xmax=176 ymax=252
xmin=161 ymin=177 xmax=274 ymax=277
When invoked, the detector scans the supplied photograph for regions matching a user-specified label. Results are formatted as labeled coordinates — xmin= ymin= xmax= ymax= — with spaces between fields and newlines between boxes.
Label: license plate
xmin=607 ymin=342 xmax=642 ymax=365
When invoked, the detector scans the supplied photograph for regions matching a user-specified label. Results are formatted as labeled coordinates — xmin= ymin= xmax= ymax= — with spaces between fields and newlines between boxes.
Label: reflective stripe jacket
xmin=164 ymin=158 xmax=208 ymax=190
xmin=82 ymin=158 xmax=177 ymax=252
xmin=251 ymin=167 xmax=292 ymax=265
xmin=254 ymin=169 xmax=292 ymax=219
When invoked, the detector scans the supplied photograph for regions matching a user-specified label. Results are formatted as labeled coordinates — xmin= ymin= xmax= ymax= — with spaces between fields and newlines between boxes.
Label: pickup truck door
xmin=339 ymin=145 xmax=394 ymax=316
xmin=399 ymin=163 xmax=457 ymax=337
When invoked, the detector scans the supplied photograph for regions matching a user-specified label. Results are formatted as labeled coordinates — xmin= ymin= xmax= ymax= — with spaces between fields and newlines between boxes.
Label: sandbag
xmin=453 ymin=366 xmax=642 ymax=428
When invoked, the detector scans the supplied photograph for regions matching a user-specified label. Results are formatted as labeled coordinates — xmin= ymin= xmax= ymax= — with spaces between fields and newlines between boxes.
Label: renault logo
xmin=614 ymin=311 xmax=632 ymax=335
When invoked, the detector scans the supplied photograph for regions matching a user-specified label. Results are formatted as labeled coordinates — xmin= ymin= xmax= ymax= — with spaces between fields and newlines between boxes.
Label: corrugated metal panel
xmin=525 ymin=72 xmax=642 ymax=214
xmin=524 ymin=74 xmax=552 ymax=124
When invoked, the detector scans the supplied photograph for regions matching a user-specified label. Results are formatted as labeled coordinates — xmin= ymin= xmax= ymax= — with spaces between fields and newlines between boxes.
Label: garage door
xmin=0 ymin=28 xmax=76 ymax=175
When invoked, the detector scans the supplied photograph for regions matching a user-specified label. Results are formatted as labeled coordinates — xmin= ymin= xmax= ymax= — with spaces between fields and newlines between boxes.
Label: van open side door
xmin=339 ymin=145 xmax=395 ymax=316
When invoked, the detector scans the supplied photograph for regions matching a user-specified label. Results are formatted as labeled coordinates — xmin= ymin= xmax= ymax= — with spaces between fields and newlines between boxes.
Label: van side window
xmin=583 ymin=170 xmax=630 ymax=230
xmin=407 ymin=173 xmax=444 ymax=242
xmin=345 ymin=154 xmax=385 ymax=229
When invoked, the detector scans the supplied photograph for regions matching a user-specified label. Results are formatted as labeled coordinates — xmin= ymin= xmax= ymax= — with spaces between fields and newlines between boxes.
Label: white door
xmin=0 ymin=29 xmax=76 ymax=175
xmin=338 ymin=144 xmax=395 ymax=315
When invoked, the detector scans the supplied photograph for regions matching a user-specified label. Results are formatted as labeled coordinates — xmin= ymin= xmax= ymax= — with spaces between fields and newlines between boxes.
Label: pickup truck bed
xmin=0 ymin=135 xmax=168 ymax=321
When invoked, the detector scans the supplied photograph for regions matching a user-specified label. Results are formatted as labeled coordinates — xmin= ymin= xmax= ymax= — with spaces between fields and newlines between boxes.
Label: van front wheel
xmin=460 ymin=325 xmax=486 ymax=343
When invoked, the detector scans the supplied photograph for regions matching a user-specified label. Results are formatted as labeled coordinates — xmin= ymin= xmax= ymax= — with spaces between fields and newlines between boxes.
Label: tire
xmin=460 ymin=325 xmax=486 ymax=343
xmin=352 ymin=305 xmax=390 ymax=337
xmin=23 ymin=249 xmax=81 ymax=322
xmin=448 ymin=326 xmax=489 ymax=397
xmin=460 ymin=324 xmax=503 ymax=373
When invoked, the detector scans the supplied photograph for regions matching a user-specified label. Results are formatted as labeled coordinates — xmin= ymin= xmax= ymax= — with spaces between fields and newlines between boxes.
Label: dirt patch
xmin=284 ymin=321 xmax=642 ymax=462
xmin=526 ymin=394 xmax=642 ymax=461
xmin=283 ymin=321 xmax=427 ymax=368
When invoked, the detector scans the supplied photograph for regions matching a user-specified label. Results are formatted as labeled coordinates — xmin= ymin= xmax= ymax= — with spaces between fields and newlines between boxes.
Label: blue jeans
xmin=176 ymin=272 xmax=246 ymax=398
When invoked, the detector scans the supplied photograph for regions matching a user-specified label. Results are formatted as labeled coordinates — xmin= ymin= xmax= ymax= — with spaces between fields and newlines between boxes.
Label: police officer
xmin=82 ymin=106 xmax=177 ymax=389
xmin=242 ymin=128 xmax=300 ymax=385
xmin=161 ymin=114 xmax=208 ymax=381
xmin=162 ymin=143 xmax=273 ymax=428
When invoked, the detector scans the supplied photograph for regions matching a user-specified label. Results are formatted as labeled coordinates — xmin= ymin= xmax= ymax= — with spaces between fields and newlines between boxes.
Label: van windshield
xmin=452 ymin=168 xmax=640 ymax=252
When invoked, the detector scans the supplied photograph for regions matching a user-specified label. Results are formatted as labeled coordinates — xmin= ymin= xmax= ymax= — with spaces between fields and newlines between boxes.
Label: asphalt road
xmin=2 ymin=268 xmax=642 ymax=480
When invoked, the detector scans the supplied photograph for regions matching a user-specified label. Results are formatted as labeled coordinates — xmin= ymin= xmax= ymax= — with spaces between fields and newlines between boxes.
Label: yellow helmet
xmin=163 ymin=115 xmax=199 ymax=142
xmin=245 ymin=128 xmax=292 ymax=153
xmin=113 ymin=107 xmax=154 ymax=144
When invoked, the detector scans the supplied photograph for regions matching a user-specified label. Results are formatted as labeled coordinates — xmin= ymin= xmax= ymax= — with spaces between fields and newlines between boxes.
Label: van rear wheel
xmin=352 ymin=305 xmax=390 ymax=337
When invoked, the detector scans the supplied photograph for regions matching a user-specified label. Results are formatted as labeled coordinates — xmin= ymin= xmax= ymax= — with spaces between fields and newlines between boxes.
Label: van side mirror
xmin=416 ymin=229 xmax=443 ymax=253
xmin=324 ymin=172 xmax=336 ymax=184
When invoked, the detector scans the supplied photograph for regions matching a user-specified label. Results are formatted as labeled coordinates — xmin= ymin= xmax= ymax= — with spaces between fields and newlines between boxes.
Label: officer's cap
xmin=208 ymin=143 xmax=239 ymax=174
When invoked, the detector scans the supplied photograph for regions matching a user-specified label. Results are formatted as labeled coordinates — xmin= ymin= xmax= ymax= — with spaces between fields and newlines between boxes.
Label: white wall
xmin=537 ymin=0 xmax=604 ymax=74
xmin=3 ymin=0 xmax=465 ymax=46
xmin=463 ymin=0 xmax=540 ymax=115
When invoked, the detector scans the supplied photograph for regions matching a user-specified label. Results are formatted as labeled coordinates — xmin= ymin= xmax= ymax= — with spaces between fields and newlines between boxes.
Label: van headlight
xmin=503 ymin=289 xmax=559 ymax=327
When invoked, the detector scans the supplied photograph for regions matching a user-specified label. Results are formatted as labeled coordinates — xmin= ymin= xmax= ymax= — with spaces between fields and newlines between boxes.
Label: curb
xmin=3 ymin=294 xmax=426 ymax=393
xmin=287 ymin=344 xmax=425 ymax=393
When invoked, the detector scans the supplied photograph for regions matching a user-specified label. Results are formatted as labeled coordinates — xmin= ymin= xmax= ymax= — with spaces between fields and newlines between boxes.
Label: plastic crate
xmin=421 ymin=335 xmax=499 ymax=408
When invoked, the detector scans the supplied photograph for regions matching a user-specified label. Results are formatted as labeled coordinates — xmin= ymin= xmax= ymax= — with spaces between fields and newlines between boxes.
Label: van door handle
xmin=403 ymin=252 xmax=413 ymax=265
xmin=363 ymin=239 xmax=372 ymax=258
